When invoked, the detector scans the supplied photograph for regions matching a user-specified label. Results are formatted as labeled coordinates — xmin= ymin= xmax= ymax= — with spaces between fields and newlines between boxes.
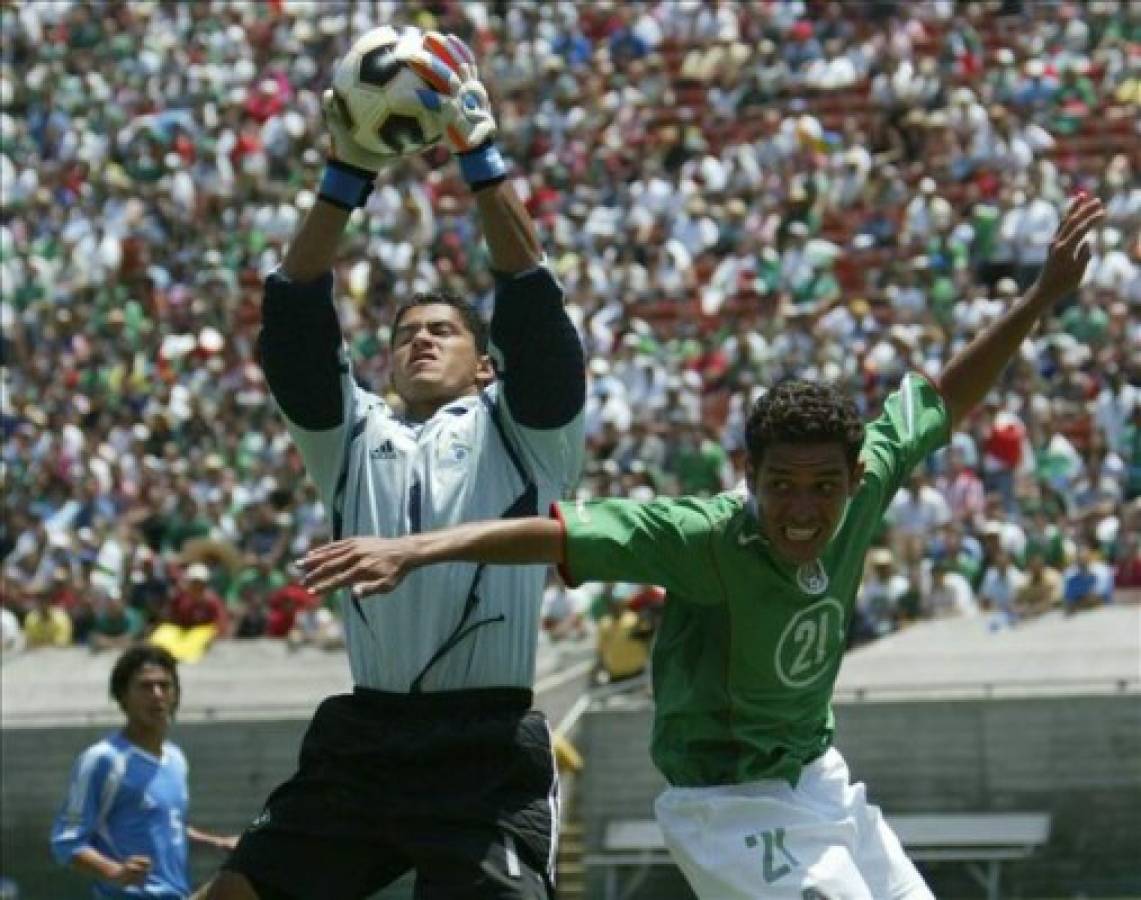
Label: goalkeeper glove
xmin=317 ymin=89 xmax=400 ymax=210
xmin=407 ymin=33 xmax=505 ymax=189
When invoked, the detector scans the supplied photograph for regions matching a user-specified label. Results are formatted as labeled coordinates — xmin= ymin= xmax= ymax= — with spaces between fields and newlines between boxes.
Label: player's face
xmin=391 ymin=304 xmax=493 ymax=418
xmin=751 ymin=442 xmax=862 ymax=565
xmin=122 ymin=663 xmax=177 ymax=734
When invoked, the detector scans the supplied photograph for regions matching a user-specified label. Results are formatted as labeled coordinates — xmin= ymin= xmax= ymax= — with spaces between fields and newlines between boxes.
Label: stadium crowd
xmin=1 ymin=0 xmax=1138 ymax=664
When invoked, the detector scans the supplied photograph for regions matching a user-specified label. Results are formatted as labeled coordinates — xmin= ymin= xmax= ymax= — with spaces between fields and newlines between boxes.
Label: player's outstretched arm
xmin=935 ymin=194 xmax=1104 ymax=428
xmin=300 ymin=517 xmax=564 ymax=598
xmin=187 ymin=825 xmax=239 ymax=852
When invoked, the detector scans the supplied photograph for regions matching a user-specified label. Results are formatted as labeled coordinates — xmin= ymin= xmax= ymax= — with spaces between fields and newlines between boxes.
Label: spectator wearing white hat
xmin=902 ymin=177 xmax=943 ymax=245
xmin=671 ymin=194 xmax=720 ymax=255
xmin=614 ymin=336 xmax=668 ymax=412
xmin=1084 ymin=226 xmax=1135 ymax=292
xmin=978 ymin=549 xmax=1027 ymax=625
xmin=886 ymin=471 xmax=952 ymax=564
xmin=164 ymin=563 xmax=228 ymax=637
xmin=855 ymin=548 xmax=912 ymax=641
xmin=1013 ymin=183 xmax=1062 ymax=288
xmin=1094 ymin=370 xmax=1138 ymax=459
xmin=936 ymin=445 xmax=987 ymax=529
xmin=612 ymin=418 xmax=669 ymax=481
xmin=988 ymin=46 xmax=1022 ymax=103
xmin=1015 ymin=550 xmax=1064 ymax=618
xmin=1063 ymin=540 xmax=1115 ymax=614
xmin=585 ymin=358 xmax=633 ymax=440
xmin=922 ymin=559 xmax=980 ymax=620
xmin=1013 ymin=57 xmax=1058 ymax=110
xmin=1102 ymin=155 xmax=1139 ymax=225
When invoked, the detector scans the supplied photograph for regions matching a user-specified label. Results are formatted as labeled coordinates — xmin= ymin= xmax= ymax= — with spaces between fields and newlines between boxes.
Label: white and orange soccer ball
xmin=329 ymin=26 xmax=444 ymax=158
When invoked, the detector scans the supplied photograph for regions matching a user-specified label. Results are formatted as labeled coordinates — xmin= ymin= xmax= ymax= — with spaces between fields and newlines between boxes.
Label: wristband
xmin=317 ymin=159 xmax=376 ymax=210
xmin=457 ymin=141 xmax=507 ymax=190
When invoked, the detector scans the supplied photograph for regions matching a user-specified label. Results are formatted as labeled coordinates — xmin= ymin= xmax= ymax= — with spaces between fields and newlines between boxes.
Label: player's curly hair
xmin=110 ymin=644 xmax=181 ymax=713
xmin=392 ymin=291 xmax=489 ymax=353
xmin=745 ymin=379 xmax=865 ymax=471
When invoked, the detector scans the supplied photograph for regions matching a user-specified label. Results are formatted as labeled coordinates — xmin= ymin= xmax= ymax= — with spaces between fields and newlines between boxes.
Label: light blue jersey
xmin=278 ymin=265 xmax=585 ymax=691
xmin=51 ymin=732 xmax=190 ymax=899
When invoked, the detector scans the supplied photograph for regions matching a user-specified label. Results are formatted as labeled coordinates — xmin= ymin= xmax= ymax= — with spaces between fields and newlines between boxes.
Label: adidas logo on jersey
xmin=370 ymin=439 xmax=398 ymax=460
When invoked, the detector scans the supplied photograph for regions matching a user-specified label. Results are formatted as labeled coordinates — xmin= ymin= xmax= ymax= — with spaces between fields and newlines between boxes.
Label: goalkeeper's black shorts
xmin=223 ymin=686 xmax=557 ymax=899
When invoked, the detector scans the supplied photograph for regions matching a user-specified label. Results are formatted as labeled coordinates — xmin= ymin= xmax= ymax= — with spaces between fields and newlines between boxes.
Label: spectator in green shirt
xmin=1049 ymin=64 xmax=1097 ymax=134
xmin=1060 ymin=286 xmax=1110 ymax=346
xmin=161 ymin=497 xmax=211 ymax=554
xmin=90 ymin=589 xmax=145 ymax=653
xmin=670 ymin=423 xmax=732 ymax=496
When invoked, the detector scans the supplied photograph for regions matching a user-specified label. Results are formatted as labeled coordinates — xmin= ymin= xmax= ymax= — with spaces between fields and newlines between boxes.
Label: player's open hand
xmin=300 ymin=537 xmax=416 ymax=598
xmin=1035 ymin=193 xmax=1105 ymax=302
xmin=110 ymin=855 xmax=152 ymax=886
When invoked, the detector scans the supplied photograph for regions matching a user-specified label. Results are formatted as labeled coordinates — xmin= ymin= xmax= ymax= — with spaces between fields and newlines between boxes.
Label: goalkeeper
xmin=198 ymin=33 xmax=584 ymax=900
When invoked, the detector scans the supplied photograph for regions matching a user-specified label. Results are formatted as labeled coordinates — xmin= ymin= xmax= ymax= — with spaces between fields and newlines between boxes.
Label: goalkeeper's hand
xmin=407 ymin=32 xmax=498 ymax=154
xmin=321 ymin=89 xmax=400 ymax=174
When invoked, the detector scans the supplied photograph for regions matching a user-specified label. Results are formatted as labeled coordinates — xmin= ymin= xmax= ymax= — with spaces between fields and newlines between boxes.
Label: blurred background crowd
xmin=1 ymin=0 xmax=1137 ymax=673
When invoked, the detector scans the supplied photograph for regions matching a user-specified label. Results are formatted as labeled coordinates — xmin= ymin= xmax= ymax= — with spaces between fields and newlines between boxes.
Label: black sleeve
xmin=257 ymin=270 xmax=344 ymax=431
xmin=489 ymin=266 xmax=586 ymax=429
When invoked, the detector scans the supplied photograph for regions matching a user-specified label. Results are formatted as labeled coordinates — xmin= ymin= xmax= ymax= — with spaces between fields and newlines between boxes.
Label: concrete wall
xmin=6 ymin=692 xmax=1138 ymax=898
xmin=578 ymin=693 xmax=1141 ymax=899
xmin=1 ymin=719 xmax=414 ymax=900
xmin=837 ymin=695 xmax=1141 ymax=898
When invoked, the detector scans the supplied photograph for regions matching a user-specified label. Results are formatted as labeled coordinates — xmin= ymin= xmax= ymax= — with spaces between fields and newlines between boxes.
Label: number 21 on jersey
xmin=775 ymin=598 xmax=845 ymax=688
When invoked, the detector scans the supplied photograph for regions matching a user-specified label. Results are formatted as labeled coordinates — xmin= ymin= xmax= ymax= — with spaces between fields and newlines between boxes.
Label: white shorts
xmin=654 ymin=748 xmax=933 ymax=900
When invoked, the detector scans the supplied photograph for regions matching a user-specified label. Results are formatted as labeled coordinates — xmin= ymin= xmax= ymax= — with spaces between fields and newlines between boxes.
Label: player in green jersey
xmin=298 ymin=195 xmax=1103 ymax=898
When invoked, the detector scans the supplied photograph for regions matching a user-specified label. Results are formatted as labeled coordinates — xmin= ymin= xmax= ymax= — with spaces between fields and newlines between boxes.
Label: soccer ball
xmin=330 ymin=26 xmax=444 ymax=158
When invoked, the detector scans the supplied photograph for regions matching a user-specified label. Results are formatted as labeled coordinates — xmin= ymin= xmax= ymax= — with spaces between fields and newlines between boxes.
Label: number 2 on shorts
xmin=745 ymin=827 xmax=800 ymax=883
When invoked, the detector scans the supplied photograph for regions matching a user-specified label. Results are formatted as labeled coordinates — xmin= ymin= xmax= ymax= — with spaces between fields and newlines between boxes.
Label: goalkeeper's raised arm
xmin=409 ymin=30 xmax=586 ymax=442
xmin=406 ymin=31 xmax=542 ymax=275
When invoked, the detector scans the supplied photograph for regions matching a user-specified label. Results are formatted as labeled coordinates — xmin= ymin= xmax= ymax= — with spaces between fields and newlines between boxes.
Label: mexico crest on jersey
xmin=795 ymin=560 xmax=829 ymax=595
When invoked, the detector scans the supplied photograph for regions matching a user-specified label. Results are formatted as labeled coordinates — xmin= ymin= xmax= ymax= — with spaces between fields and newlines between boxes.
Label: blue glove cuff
xmin=457 ymin=142 xmax=507 ymax=188
xmin=317 ymin=160 xmax=375 ymax=210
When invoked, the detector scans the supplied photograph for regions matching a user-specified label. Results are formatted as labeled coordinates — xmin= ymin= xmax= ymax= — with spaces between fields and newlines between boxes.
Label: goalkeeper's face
xmin=391 ymin=303 xmax=494 ymax=419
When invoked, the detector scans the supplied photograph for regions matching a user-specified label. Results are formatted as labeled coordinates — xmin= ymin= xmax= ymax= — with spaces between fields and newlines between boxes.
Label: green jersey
xmin=555 ymin=374 xmax=949 ymax=787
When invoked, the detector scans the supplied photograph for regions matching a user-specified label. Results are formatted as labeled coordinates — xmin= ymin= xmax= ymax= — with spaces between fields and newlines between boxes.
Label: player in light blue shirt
xmin=51 ymin=646 xmax=235 ymax=898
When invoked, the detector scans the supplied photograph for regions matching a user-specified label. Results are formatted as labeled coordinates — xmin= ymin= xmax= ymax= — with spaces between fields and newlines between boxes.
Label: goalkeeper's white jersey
xmin=285 ymin=350 xmax=583 ymax=692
